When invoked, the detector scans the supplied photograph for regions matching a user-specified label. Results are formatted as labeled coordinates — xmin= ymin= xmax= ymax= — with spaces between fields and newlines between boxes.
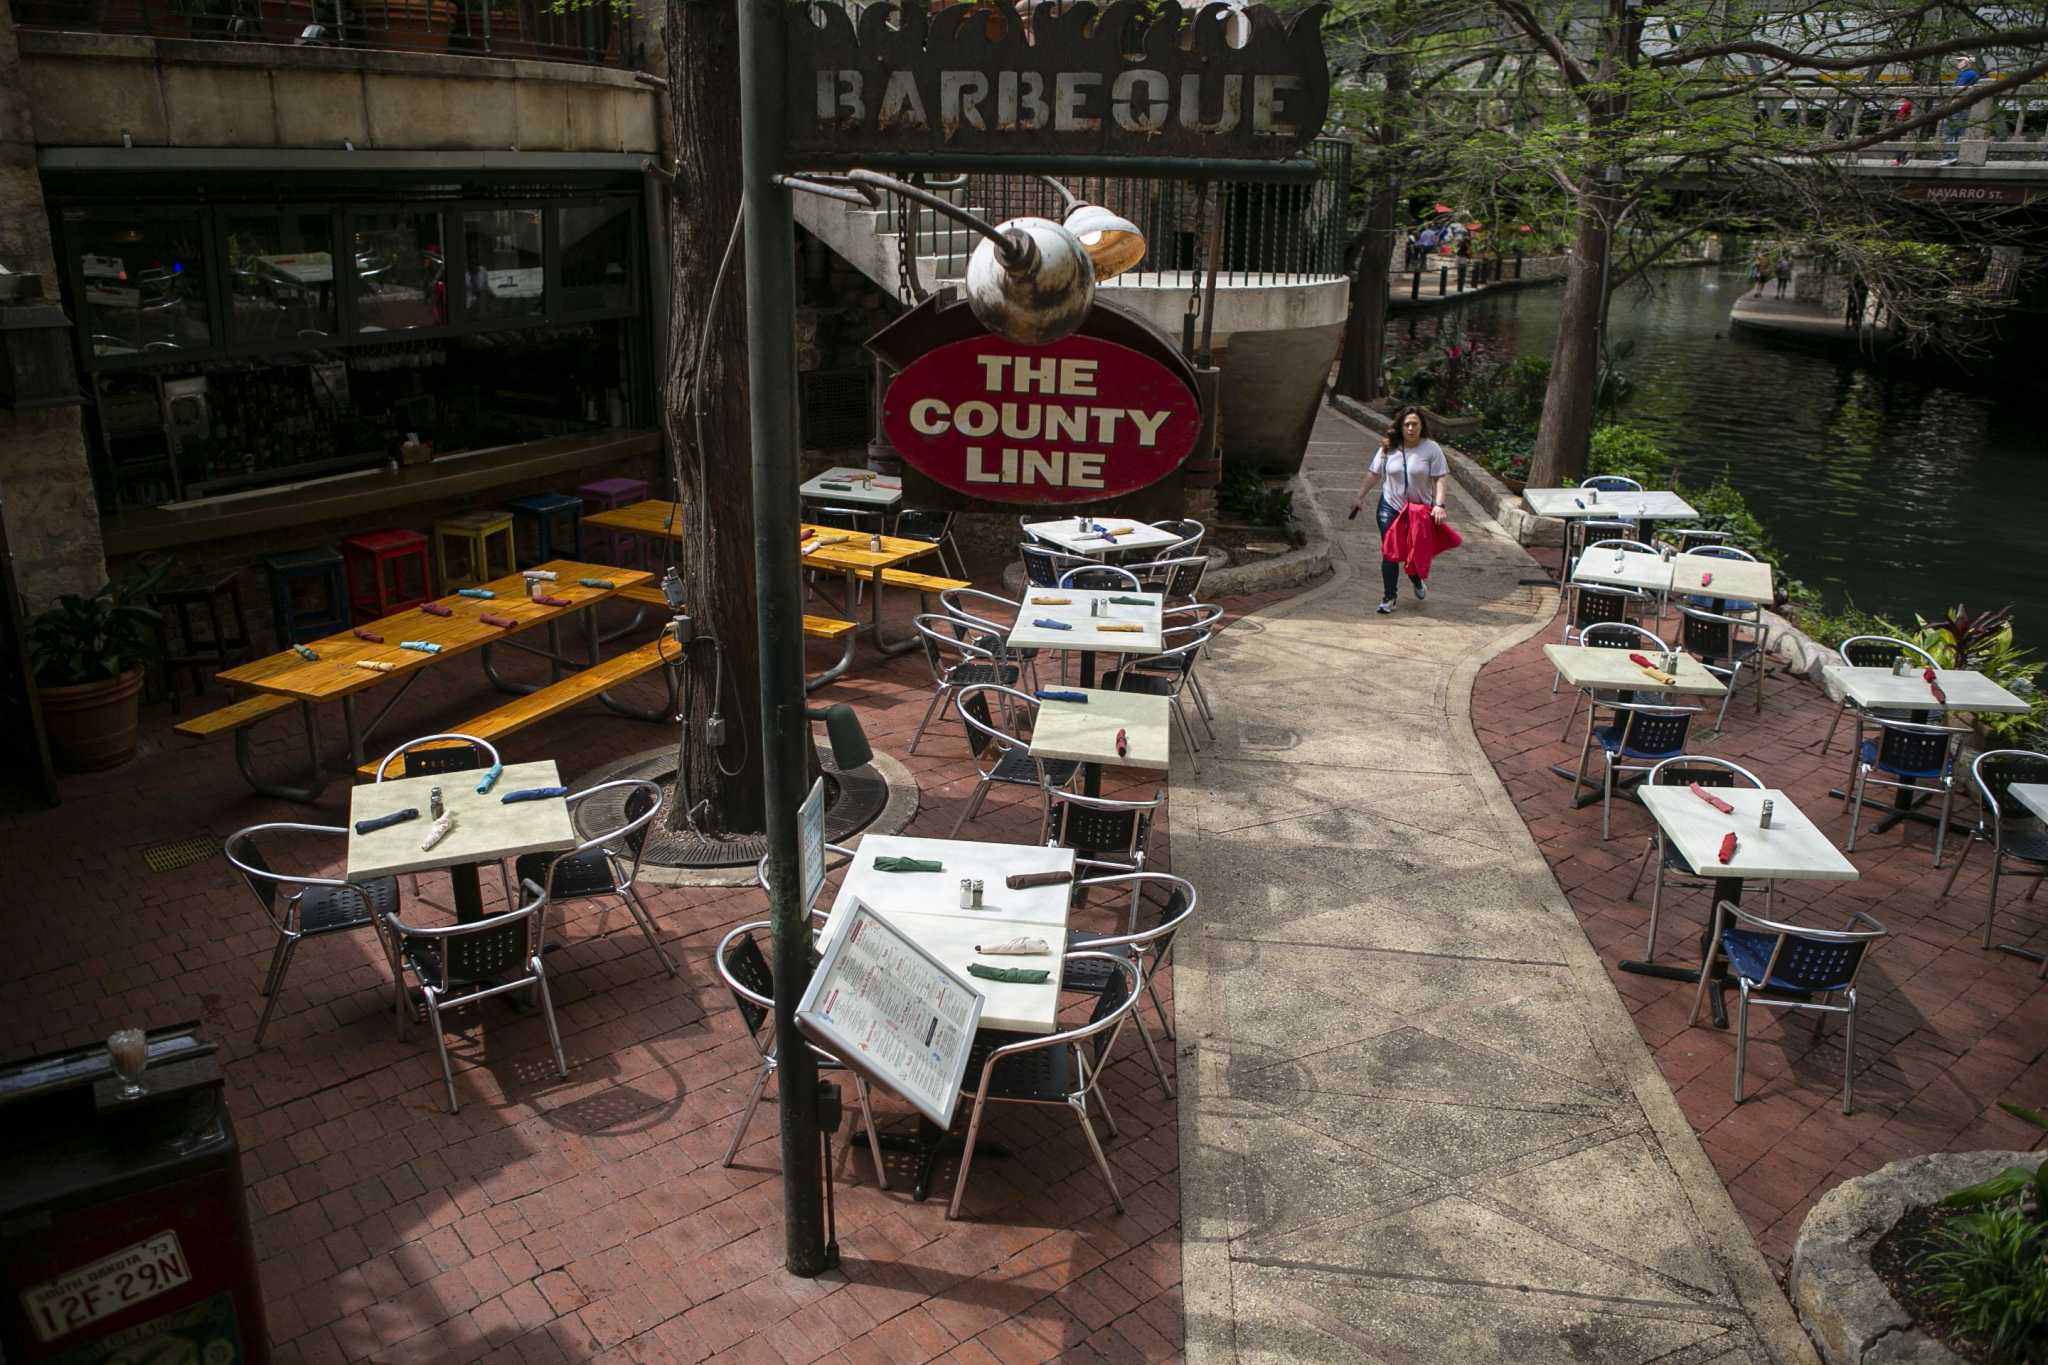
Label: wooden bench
xmin=877 ymin=569 xmax=970 ymax=595
xmin=352 ymin=638 xmax=674 ymax=780
xmin=617 ymin=583 xmax=856 ymax=640
xmin=172 ymin=692 xmax=296 ymax=740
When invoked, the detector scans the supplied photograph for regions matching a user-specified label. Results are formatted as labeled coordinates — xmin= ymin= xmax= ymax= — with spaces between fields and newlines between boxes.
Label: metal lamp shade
xmin=1062 ymin=203 xmax=1147 ymax=282
xmin=965 ymin=217 xmax=1095 ymax=345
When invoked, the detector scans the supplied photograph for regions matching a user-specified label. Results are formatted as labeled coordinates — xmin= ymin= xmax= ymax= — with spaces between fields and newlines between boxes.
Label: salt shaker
xmin=959 ymin=878 xmax=976 ymax=910
xmin=1891 ymin=656 xmax=1907 ymax=676
xmin=1759 ymin=799 xmax=1775 ymax=830
xmin=971 ymin=879 xmax=985 ymax=909
xmin=869 ymin=531 xmax=883 ymax=552
xmin=429 ymin=785 xmax=444 ymax=820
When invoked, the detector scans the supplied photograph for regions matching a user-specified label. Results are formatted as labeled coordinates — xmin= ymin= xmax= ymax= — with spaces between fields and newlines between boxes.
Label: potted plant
xmin=29 ymin=571 xmax=163 ymax=773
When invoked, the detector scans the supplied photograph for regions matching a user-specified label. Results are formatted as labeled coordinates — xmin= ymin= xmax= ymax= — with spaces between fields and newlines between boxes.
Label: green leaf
xmin=1997 ymin=1101 xmax=2048 ymax=1132
xmin=1942 ymin=1168 xmax=2035 ymax=1208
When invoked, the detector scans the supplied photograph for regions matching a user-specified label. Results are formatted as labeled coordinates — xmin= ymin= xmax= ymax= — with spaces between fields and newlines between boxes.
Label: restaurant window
xmin=461 ymin=208 xmax=546 ymax=322
xmin=352 ymin=211 xmax=447 ymax=333
xmin=68 ymin=208 xmax=212 ymax=360
xmin=224 ymin=209 xmax=337 ymax=344
xmin=558 ymin=201 xmax=633 ymax=314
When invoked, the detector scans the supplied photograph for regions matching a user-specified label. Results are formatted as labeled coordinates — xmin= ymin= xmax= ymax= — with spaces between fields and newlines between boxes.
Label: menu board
xmin=795 ymin=900 xmax=984 ymax=1128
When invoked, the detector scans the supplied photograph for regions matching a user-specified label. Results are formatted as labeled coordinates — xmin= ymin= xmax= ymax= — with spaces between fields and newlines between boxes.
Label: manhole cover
xmin=572 ymin=742 xmax=889 ymax=869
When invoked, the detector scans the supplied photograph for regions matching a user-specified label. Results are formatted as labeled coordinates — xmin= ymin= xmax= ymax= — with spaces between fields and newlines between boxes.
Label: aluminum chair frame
xmin=1580 ymin=475 xmax=1645 ymax=493
xmin=1676 ymin=603 xmax=1771 ymax=729
xmin=948 ymin=951 xmax=1142 ymax=1219
xmin=909 ymin=614 xmax=1020 ymax=755
xmin=1680 ymin=542 xmax=1764 ymax=619
xmin=1150 ymin=517 xmax=1206 ymax=556
xmin=1819 ymin=635 xmax=1940 ymax=756
xmin=1562 ymin=516 xmax=1640 ymax=588
xmin=952 ymin=683 xmax=1080 ymax=838
xmin=715 ymin=921 xmax=890 ymax=1189
xmin=1127 ymin=554 xmax=1208 ymax=604
xmin=1626 ymin=755 xmax=1772 ymax=959
xmin=1556 ymin=620 xmax=1674 ymax=740
xmin=1688 ymin=901 xmax=1887 ymax=1113
xmin=1020 ymin=542 xmax=1092 ymax=588
xmin=938 ymin=588 xmax=1042 ymax=694
xmin=381 ymin=878 xmax=567 ymax=1113
xmin=1110 ymin=627 xmax=1214 ymax=775
xmin=1668 ymin=527 xmax=1732 ymax=552
xmin=1572 ymin=698 xmax=1703 ymax=839
xmin=1064 ymin=869 xmax=1196 ymax=1096
xmin=1559 ymin=577 xmax=1655 ymax=658
xmin=1844 ymin=714 xmax=1968 ymax=866
xmin=1058 ymin=564 xmax=1143 ymax=592
xmin=226 ymin=822 xmax=397 ymax=1047
xmin=372 ymin=733 xmax=515 ymax=909
xmin=1939 ymin=749 xmax=2048 ymax=976
xmin=1162 ymin=602 xmax=1225 ymax=721
xmin=892 ymin=507 xmax=966 ymax=580
xmin=519 ymin=779 xmax=675 ymax=977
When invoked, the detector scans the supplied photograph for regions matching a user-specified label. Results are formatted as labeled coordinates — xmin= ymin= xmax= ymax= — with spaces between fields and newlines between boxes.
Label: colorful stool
xmin=577 ymin=476 xmax=650 ymax=570
xmin=433 ymin=510 xmax=517 ymax=591
xmin=507 ymin=492 xmax=584 ymax=568
xmin=340 ymin=529 xmax=432 ymax=625
xmin=264 ymin=547 xmax=348 ymax=647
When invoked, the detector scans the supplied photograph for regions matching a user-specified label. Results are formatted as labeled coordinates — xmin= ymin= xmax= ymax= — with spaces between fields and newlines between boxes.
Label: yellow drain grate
xmin=142 ymin=834 xmax=220 ymax=873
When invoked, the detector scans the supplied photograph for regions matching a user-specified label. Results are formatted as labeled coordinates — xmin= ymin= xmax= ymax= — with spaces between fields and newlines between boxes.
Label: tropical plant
xmin=1587 ymin=424 xmax=1675 ymax=485
xmin=1218 ymin=462 xmax=1294 ymax=529
xmin=1902 ymin=609 xmax=2048 ymax=746
xmin=1923 ymin=1102 xmax=2048 ymax=1362
xmin=29 ymin=570 xmax=164 ymax=689
xmin=1474 ymin=355 xmax=1550 ymax=431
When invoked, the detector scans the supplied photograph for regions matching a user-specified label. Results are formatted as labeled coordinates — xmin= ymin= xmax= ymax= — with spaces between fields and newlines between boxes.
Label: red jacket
xmin=1380 ymin=501 xmax=1464 ymax=578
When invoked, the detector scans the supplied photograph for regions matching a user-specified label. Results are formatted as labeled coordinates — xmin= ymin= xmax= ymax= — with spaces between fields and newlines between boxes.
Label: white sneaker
xmin=1377 ymin=598 xmax=1396 ymax=614
xmin=1413 ymin=579 xmax=1428 ymax=601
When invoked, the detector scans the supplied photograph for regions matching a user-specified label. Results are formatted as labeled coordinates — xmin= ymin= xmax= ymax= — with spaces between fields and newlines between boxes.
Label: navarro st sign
xmin=882 ymin=332 xmax=1200 ymax=504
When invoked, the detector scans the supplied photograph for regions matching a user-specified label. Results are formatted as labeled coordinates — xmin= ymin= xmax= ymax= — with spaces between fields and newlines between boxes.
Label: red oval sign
xmin=881 ymin=332 xmax=1201 ymax=506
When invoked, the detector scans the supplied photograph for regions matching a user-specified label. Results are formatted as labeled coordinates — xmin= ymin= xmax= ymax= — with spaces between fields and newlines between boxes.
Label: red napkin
xmin=1717 ymin=832 xmax=1738 ymax=864
xmin=480 ymin=613 xmax=518 ymax=629
xmin=1699 ymin=571 xmax=1714 ymax=588
xmin=1115 ymin=727 xmax=1129 ymax=758
xmin=353 ymin=628 xmax=384 ymax=643
xmin=533 ymin=594 xmax=572 ymax=608
xmin=1924 ymin=667 xmax=1947 ymax=704
xmin=420 ymin=602 xmax=452 ymax=617
xmin=1690 ymin=782 xmax=1735 ymax=814
xmin=1629 ymin=653 xmax=1654 ymax=668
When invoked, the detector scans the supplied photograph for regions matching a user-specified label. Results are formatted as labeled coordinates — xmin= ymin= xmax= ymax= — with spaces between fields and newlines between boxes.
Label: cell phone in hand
xmin=1347 ymin=506 xmax=1361 ymax=520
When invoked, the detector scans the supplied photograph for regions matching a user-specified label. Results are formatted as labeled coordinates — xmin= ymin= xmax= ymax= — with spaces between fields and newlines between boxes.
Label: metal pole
xmin=736 ymin=0 xmax=827 ymax=1277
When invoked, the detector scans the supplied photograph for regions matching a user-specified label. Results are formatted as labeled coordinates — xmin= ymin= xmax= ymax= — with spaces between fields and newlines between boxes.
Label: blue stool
xmin=264 ymin=547 xmax=348 ymax=646
xmin=507 ymin=493 xmax=585 ymax=568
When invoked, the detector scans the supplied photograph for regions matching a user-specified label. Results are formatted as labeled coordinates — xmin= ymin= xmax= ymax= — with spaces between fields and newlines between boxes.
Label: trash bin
xmin=0 ymin=1021 xmax=271 ymax=1364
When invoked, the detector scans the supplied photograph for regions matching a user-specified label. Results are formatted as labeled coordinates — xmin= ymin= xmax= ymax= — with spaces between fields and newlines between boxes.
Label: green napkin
xmin=873 ymin=856 xmax=944 ymax=873
xmin=968 ymin=964 xmax=1050 ymax=984
xmin=1107 ymin=595 xmax=1152 ymax=606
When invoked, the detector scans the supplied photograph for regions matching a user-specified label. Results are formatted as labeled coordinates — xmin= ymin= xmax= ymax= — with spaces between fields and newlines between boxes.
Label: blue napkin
xmin=501 ymin=786 xmax=568 ymax=803
xmin=355 ymin=809 xmax=418 ymax=835
xmin=1033 ymin=618 xmax=1074 ymax=631
xmin=475 ymin=762 xmax=502 ymax=795
xmin=1036 ymin=689 xmax=1088 ymax=702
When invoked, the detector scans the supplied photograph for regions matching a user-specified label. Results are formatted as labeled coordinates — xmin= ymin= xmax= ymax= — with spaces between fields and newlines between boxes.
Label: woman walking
xmin=1349 ymin=406 xmax=1451 ymax=614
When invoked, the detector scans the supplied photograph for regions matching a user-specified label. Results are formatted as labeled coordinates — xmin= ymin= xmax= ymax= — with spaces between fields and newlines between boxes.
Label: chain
xmin=894 ymin=175 xmax=927 ymax=304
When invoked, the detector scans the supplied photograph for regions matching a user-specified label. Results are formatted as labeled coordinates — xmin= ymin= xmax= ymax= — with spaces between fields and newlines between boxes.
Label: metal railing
xmin=877 ymin=137 xmax=1353 ymax=297
xmin=12 ymin=0 xmax=638 ymax=69
xmin=1754 ymin=83 xmax=2048 ymax=163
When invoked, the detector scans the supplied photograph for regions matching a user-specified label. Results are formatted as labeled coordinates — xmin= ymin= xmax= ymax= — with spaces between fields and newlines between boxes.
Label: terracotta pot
xmin=38 ymin=667 xmax=146 ymax=773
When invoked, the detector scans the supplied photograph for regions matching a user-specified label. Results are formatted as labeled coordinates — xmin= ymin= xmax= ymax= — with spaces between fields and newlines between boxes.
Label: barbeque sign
xmin=881 ymin=332 xmax=1200 ymax=504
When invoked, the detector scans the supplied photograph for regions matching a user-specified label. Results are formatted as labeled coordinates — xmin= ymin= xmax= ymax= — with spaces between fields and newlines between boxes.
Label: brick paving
xmin=0 ymin=577 xmax=1309 ymax=1365
xmin=1471 ymin=566 xmax=2048 ymax=1275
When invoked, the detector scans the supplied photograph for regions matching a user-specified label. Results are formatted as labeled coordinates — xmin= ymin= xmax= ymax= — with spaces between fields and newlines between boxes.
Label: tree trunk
xmin=1527 ymin=190 xmax=1610 ymax=486
xmin=663 ymin=0 xmax=766 ymax=835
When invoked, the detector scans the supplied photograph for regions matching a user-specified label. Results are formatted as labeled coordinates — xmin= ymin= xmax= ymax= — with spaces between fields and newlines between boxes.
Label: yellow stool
xmin=433 ymin=511 xmax=516 ymax=591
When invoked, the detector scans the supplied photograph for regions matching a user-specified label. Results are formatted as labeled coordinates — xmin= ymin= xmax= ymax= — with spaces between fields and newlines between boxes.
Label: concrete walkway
xmin=1173 ymin=404 xmax=1820 ymax=1363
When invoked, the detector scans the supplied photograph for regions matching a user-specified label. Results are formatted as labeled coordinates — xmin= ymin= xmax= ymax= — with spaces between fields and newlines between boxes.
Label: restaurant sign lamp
xmin=1040 ymin=176 xmax=1148 ymax=283
xmin=0 ymin=271 xmax=84 ymax=412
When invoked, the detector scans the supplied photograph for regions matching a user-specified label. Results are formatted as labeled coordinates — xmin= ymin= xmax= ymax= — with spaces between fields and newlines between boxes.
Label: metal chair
xmin=909 ymin=615 xmax=1020 ymax=755
xmin=1580 ymin=475 xmax=1643 ymax=493
xmin=1688 ymin=901 xmax=1887 ymax=1114
xmin=938 ymin=587 xmax=1041 ymax=693
xmin=1820 ymin=635 xmax=1939 ymax=755
xmin=716 ymin=922 xmax=890 ymax=1188
xmin=1058 ymin=564 xmax=1142 ymax=592
xmin=1572 ymin=699 xmax=1701 ymax=839
xmin=1061 ymin=870 xmax=1196 ymax=1096
xmin=1844 ymin=715 xmax=1968 ymax=865
xmin=514 ymin=780 xmax=675 ymax=977
xmin=1150 ymin=517 xmax=1206 ymax=555
xmin=1682 ymin=543 xmax=1764 ymax=617
xmin=1556 ymin=620 xmax=1673 ymax=740
xmin=952 ymin=683 xmax=1080 ymax=838
xmin=1111 ymin=627 xmax=1214 ymax=773
xmin=226 ymin=823 xmax=401 ymax=1047
xmin=1941 ymin=750 xmax=2048 ymax=977
xmin=1677 ymin=603 xmax=1771 ymax=729
xmin=1020 ymin=542 xmax=1092 ymax=588
xmin=1162 ymin=602 xmax=1225 ymax=722
xmin=893 ymin=507 xmax=965 ymax=580
xmin=1667 ymin=527 xmax=1732 ymax=553
xmin=381 ymin=878 xmax=567 ymax=1114
xmin=754 ymin=843 xmax=857 ymax=929
xmin=1127 ymin=554 xmax=1208 ymax=605
xmin=948 ymin=951 xmax=1142 ymax=1218
xmin=1626 ymin=756 xmax=1770 ymax=959
xmin=1558 ymin=577 xmax=1654 ymax=668
xmin=1046 ymin=788 xmax=1163 ymax=890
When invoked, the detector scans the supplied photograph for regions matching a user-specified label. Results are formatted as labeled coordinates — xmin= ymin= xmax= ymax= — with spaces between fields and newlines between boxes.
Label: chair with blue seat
xmin=1940 ymin=749 xmax=2048 ymax=975
xmin=1689 ymin=901 xmax=1888 ymax=1113
xmin=951 ymin=683 xmax=1080 ymax=838
xmin=1627 ymin=755 xmax=1772 ymax=959
xmin=506 ymin=492 xmax=585 ymax=567
xmin=1820 ymin=634 xmax=1940 ymax=756
xmin=1682 ymin=543 xmax=1764 ymax=618
xmin=1845 ymin=714 xmax=1968 ymax=865
xmin=1580 ymin=475 xmax=1643 ymax=493
xmin=1677 ymin=603 xmax=1771 ymax=729
xmin=1572 ymin=699 xmax=1701 ymax=839
xmin=1557 ymin=620 xmax=1677 ymax=741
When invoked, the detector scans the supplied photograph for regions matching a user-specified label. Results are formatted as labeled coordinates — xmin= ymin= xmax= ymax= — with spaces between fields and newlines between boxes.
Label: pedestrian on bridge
xmin=1774 ymin=255 xmax=1793 ymax=299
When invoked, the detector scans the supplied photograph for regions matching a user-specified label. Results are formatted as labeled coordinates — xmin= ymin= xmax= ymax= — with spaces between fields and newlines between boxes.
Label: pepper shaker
xmin=429 ymin=785 xmax=444 ymax=820
xmin=869 ymin=530 xmax=883 ymax=552
xmin=971 ymin=879 xmax=985 ymax=909
xmin=959 ymin=878 xmax=975 ymax=910
xmin=1891 ymin=656 xmax=1907 ymax=676
xmin=1759 ymin=799 xmax=1775 ymax=830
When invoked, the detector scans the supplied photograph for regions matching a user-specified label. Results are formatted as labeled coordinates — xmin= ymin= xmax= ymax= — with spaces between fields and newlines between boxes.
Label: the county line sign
xmin=880 ymin=331 xmax=1200 ymax=504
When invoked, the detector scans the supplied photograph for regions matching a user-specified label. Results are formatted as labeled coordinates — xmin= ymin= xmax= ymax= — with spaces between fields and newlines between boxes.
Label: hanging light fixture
xmin=1040 ymin=177 xmax=1148 ymax=282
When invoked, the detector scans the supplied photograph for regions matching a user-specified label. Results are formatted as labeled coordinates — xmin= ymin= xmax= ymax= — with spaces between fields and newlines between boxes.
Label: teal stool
xmin=507 ymin=493 xmax=584 ymax=567
xmin=264 ymin=547 xmax=348 ymax=646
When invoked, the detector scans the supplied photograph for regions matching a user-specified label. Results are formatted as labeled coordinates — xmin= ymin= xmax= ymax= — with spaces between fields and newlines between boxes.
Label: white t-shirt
xmin=1372 ymin=438 xmax=1449 ymax=509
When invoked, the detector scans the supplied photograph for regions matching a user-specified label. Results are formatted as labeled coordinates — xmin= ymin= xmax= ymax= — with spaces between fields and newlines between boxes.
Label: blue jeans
xmin=1376 ymin=499 xmax=1422 ymax=600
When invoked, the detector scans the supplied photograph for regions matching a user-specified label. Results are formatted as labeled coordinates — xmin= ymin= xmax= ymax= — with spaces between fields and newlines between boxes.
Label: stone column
xmin=0 ymin=2 xmax=108 ymax=613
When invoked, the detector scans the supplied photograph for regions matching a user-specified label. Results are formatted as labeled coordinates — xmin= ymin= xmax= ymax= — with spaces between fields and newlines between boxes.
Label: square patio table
xmin=1542 ymin=643 xmax=1728 ymax=699
xmin=1670 ymin=553 xmax=1774 ymax=609
xmin=825 ymin=835 xmax=1077 ymax=933
xmin=1825 ymin=666 xmax=2031 ymax=838
xmin=1569 ymin=548 xmax=1675 ymax=595
xmin=1523 ymin=489 xmax=1699 ymax=521
xmin=347 ymin=758 xmax=575 ymax=922
xmin=1030 ymin=688 xmax=1172 ymax=774
xmin=800 ymin=466 xmax=903 ymax=516
xmin=1023 ymin=517 xmax=1184 ymax=560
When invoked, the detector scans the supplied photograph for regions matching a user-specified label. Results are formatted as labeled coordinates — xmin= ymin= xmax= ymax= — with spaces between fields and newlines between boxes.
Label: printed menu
xmin=795 ymin=900 xmax=984 ymax=1128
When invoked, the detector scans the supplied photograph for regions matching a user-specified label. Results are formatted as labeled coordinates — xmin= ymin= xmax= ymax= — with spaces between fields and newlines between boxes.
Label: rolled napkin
xmin=420 ymin=813 xmax=455 ymax=852
xmin=457 ymin=588 xmax=495 ymax=599
xmin=420 ymin=603 xmax=453 ymax=617
xmin=1923 ymin=667 xmax=1948 ymax=704
xmin=819 ymin=481 xmax=852 ymax=490
xmin=873 ymin=856 xmax=944 ymax=873
xmin=1699 ymin=571 xmax=1714 ymax=588
xmin=1574 ymin=497 xmax=1586 ymax=508
xmin=1087 ymin=531 xmax=1120 ymax=541
xmin=1717 ymin=831 xmax=1738 ymax=864
xmin=500 ymin=786 xmax=568 ymax=803
xmin=525 ymin=570 xmax=558 ymax=581
xmin=355 ymin=660 xmax=396 ymax=673
xmin=480 ymin=613 xmax=518 ymax=629
xmin=1033 ymin=618 xmax=1074 ymax=631
xmin=532 ymin=594 xmax=572 ymax=607
xmin=1096 ymin=623 xmax=1143 ymax=633
xmin=1690 ymin=782 xmax=1735 ymax=814
xmin=353 ymin=628 xmax=385 ymax=643
xmin=400 ymin=640 xmax=443 ymax=654
xmin=1036 ymin=689 xmax=1088 ymax=703
xmin=1637 ymin=663 xmax=1677 ymax=685
xmin=292 ymin=644 xmax=319 ymax=661
xmin=1006 ymin=870 xmax=1074 ymax=890
xmin=1107 ymin=525 xmax=1135 ymax=534
xmin=809 ymin=534 xmax=849 ymax=547
xmin=355 ymin=808 xmax=418 ymax=835
xmin=1115 ymin=727 xmax=1129 ymax=757
xmin=975 ymin=937 xmax=1051 ymax=956
xmin=1029 ymin=596 xmax=1071 ymax=605
xmin=967 ymin=964 xmax=1050 ymax=984
xmin=1107 ymin=596 xmax=1152 ymax=606
xmin=578 ymin=578 xmax=614 ymax=589
xmin=475 ymin=762 xmax=502 ymax=794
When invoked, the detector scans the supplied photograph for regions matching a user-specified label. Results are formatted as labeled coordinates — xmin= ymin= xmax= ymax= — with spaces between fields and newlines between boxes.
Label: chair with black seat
xmin=1558 ymin=577 xmax=1653 ymax=676
xmin=1941 ymin=750 xmax=2048 ymax=977
xmin=380 ymin=878 xmax=565 ymax=1113
xmin=1844 ymin=715 xmax=1968 ymax=866
xmin=1127 ymin=554 xmax=1208 ymax=605
xmin=1161 ymin=602 xmax=1225 ymax=723
xmin=754 ymin=843 xmax=856 ymax=937
xmin=939 ymin=587 xmax=1041 ymax=692
xmin=716 ymin=921 xmax=889 ymax=1187
xmin=893 ymin=507 xmax=965 ymax=580
xmin=951 ymin=683 xmax=1080 ymax=838
xmin=1556 ymin=620 xmax=1674 ymax=740
xmin=371 ymin=733 xmax=514 ymax=908
xmin=227 ymin=823 xmax=402 ymax=1047
xmin=1572 ymin=699 xmax=1701 ymax=839
xmin=1689 ymin=901 xmax=1888 ymax=1113
xmin=1058 ymin=564 xmax=1142 ymax=592
xmin=948 ymin=951 xmax=1143 ymax=1219
xmin=1047 ymin=788 xmax=1163 ymax=899
xmin=1820 ymin=634 xmax=1940 ymax=756
xmin=1150 ymin=517 xmax=1206 ymax=556
xmin=1681 ymin=543 xmax=1765 ymax=619
xmin=910 ymin=614 xmax=1020 ymax=755
xmin=516 ymin=779 xmax=675 ymax=977
xmin=1563 ymin=517 xmax=1639 ymax=584
xmin=1020 ymin=542 xmax=1092 ymax=589
xmin=1060 ymin=869 xmax=1196 ymax=1095
xmin=1627 ymin=756 xmax=1771 ymax=959
xmin=1677 ymin=603 xmax=1771 ymax=729
xmin=1113 ymin=627 xmax=1214 ymax=772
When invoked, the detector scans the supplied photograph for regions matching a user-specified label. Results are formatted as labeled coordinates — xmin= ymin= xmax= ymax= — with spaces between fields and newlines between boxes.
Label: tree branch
xmin=1811 ymin=55 xmax=2048 ymax=153
xmin=1649 ymin=25 xmax=2048 ymax=72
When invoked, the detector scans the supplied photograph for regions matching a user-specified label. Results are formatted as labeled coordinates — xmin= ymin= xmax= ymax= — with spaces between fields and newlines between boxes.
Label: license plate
xmin=21 ymin=1231 xmax=192 ymax=1343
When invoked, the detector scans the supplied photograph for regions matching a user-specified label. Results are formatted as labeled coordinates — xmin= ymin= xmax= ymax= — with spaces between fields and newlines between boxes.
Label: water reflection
xmin=1415 ymin=268 xmax=2047 ymax=638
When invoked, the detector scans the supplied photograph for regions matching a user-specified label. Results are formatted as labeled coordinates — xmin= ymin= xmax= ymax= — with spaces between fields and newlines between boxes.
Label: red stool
xmin=341 ymin=529 xmax=432 ymax=624
xmin=578 ymin=476 xmax=651 ymax=571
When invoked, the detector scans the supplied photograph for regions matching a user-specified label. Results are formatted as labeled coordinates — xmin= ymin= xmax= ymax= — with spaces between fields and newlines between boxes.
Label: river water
xmin=1399 ymin=266 xmax=2048 ymax=640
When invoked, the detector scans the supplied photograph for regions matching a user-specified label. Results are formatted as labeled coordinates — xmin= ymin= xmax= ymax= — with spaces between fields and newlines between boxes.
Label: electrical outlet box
xmin=669 ymin=614 xmax=694 ymax=646
xmin=705 ymin=716 xmax=727 ymax=748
